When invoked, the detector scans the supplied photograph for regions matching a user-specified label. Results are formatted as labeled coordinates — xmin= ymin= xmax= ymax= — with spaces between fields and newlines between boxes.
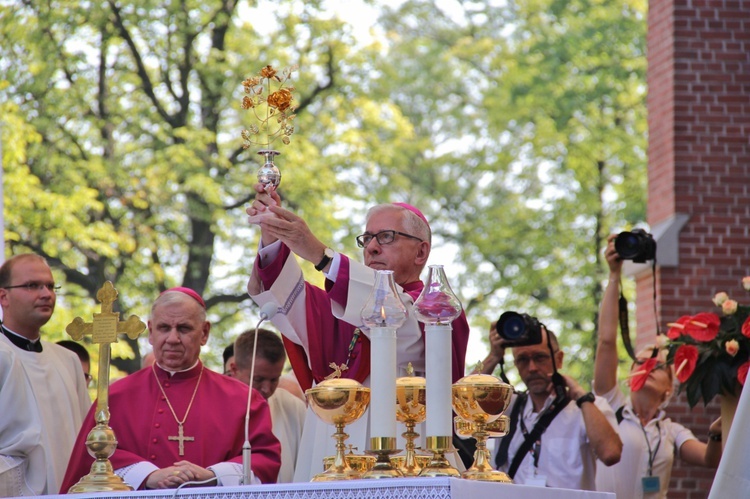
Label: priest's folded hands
xmin=147 ymin=461 xmax=217 ymax=489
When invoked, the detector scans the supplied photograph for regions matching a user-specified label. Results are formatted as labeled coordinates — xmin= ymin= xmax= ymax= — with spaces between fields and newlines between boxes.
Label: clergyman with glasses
xmin=593 ymin=234 xmax=721 ymax=498
xmin=0 ymin=253 xmax=91 ymax=495
xmin=246 ymin=182 xmax=470 ymax=482
xmin=478 ymin=317 xmax=622 ymax=490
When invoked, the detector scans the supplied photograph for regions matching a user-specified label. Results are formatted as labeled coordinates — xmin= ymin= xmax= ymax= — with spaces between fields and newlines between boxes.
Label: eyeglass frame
xmin=2 ymin=282 xmax=60 ymax=292
xmin=513 ymin=351 xmax=559 ymax=368
xmin=355 ymin=229 xmax=424 ymax=248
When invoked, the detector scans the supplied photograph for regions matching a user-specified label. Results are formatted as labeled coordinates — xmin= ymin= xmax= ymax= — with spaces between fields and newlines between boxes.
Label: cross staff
xmin=67 ymin=281 xmax=145 ymax=424
xmin=65 ymin=281 xmax=146 ymax=493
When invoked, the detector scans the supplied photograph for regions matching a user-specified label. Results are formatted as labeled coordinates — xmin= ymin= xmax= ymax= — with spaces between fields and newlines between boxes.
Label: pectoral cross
xmin=169 ymin=424 xmax=195 ymax=456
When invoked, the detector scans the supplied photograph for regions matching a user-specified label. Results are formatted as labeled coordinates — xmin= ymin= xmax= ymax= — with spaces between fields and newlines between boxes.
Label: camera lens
xmin=500 ymin=312 xmax=527 ymax=340
xmin=615 ymin=233 xmax=641 ymax=260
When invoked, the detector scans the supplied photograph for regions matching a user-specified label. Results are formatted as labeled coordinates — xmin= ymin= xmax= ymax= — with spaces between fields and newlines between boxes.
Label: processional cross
xmin=65 ymin=281 xmax=146 ymax=493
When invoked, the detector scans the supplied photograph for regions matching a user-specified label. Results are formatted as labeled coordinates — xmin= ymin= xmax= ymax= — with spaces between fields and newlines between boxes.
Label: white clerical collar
xmin=155 ymin=360 xmax=201 ymax=377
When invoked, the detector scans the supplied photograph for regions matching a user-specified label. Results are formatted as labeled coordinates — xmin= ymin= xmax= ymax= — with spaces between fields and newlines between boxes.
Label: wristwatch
xmin=315 ymin=247 xmax=335 ymax=272
xmin=576 ymin=392 xmax=596 ymax=408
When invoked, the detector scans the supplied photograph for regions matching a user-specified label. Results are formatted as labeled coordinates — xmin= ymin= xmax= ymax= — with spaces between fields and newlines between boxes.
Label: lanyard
xmin=519 ymin=410 xmax=542 ymax=468
xmin=640 ymin=420 xmax=662 ymax=476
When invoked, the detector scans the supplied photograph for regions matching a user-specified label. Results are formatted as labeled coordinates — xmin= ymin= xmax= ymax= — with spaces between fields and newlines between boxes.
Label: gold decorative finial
xmin=406 ymin=362 xmax=414 ymax=376
xmin=324 ymin=362 xmax=349 ymax=380
xmin=240 ymin=64 xmax=298 ymax=149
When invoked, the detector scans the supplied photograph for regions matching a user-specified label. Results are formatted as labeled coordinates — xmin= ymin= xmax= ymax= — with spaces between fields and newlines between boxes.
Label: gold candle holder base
xmin=312 ymin=422 xmax=362 ymax=482
xmin=68 ymin=423 xmax=133 ymax=493
xmin=418 ymin=436 xmax=460 ymax=477
xmin=363 ymin=437 xmax=403 ymax=479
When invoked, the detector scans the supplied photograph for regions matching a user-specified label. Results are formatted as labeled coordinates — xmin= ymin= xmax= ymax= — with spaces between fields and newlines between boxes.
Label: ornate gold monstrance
xmin=66 ymin=281 xmax=146 ymax=493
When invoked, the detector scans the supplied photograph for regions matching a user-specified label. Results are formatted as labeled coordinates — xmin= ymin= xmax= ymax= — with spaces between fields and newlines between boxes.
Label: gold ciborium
xmin=395 ymin=364 xmax=427 ymax=476
xmin=452 ymin=374 xmax=514 ymax=482
xmin=306 ymin=375 xmax=371 ymax=481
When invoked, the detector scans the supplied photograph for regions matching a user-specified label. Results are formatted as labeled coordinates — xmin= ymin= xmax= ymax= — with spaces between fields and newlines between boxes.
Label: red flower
xmin=742 ymin=316 xmax=750 ymax=339
xmin=673 ymin=345 xmax=699 ymax=383
xmin=667 ymin=315 xmax=691 ymax=340
xmin=738 ymin=361 xmax=750 ymax=386
xmin=685 ymin=313 xmax=721 ymax=342
xmin=630 ymin=358 xmax=657 ymax=392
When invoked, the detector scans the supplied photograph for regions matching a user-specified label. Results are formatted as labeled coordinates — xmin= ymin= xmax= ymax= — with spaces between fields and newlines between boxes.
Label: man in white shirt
xmin=480 ymin=317 xmax=622 ymax=489
xmin=231 ymin=328 xmax=306 ymax=483
xmin=0 ymin=253 xmax=91 ymax=495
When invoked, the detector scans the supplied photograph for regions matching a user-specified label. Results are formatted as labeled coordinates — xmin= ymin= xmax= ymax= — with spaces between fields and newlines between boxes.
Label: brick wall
xmin=644 ymin=0 xmax=750 ymax=496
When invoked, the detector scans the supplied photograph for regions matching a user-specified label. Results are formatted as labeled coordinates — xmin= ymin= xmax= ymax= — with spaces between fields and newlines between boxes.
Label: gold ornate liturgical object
xmin=452 ymin=373 xmax=514 ymax=482
xmin=65 ymin=281 xmax=146 ymax=493
xmin=306 ymin=363 xmax=371 ymax=481
xmin=395 ymin=363 xmax=427 ymax=476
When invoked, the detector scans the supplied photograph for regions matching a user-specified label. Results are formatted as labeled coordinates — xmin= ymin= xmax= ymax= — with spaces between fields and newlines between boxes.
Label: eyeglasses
xmin=84 ymin=373 xmax=94 ymax=385
xmin=355 ymin=230 xmax=423 ymax=248
xmin=2 ymin=282 xmax=60 ymax=292
xmin=514 ymin=352 xmax=554 ymax=367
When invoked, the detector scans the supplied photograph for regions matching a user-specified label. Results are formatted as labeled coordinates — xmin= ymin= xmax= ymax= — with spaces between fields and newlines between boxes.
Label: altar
xmin=47 ymin=478 xmax=614 ymax=499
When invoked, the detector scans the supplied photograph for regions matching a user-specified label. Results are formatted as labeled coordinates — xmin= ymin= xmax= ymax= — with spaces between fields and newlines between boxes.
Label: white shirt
xmin=268 ymin=387 xmax=306 ymax=483
xmin=0 ymin=335 xmax=90 ymax=494
xmin=492 ymin=391 xmax=617 ymax=490
xmin=595 ymin=386 xmax=696 ymax=499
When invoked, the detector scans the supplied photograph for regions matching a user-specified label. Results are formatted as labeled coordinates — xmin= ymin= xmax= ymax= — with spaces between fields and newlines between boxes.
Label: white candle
xmin=370 ymin=326 xmax=397 ymax=438
xmin=425 ymin=323 xmax=453 ymax=437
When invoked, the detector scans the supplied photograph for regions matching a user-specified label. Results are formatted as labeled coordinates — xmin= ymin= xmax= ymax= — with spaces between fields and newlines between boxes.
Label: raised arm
xmin=563 ymin=374 xmax=623 ymax=466
xmin=594 ymin=234 xmax=624 ymax=396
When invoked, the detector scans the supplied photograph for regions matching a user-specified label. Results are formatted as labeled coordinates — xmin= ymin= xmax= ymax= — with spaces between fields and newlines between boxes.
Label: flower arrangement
xmin=666 ymin=277 xmax=750 ymax=407
xmin=240 ymin=64 xmax=298 ymax=149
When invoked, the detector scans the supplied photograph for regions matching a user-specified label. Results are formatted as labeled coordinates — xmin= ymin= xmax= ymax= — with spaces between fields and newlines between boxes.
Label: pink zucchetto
xmin=392 ymin=202 xmax=429 ymax=228
xmin=160 ymin=286 xmax=206 ymax=309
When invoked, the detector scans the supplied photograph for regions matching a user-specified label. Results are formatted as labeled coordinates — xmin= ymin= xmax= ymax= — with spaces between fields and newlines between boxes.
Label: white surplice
xmin=0 ymin=335 xmax=90 ymax=494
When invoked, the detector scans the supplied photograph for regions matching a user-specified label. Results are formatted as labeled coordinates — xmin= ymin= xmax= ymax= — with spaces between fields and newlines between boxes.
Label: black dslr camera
xmin=496 ymin=311 xmax=543 ymax=347
xmin=614 ymin=229 xmax=656 ymax=263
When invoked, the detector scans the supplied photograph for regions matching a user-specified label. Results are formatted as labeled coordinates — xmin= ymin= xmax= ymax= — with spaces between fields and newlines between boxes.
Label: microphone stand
xmin=242 ymin=303 xmax=278 ymax=485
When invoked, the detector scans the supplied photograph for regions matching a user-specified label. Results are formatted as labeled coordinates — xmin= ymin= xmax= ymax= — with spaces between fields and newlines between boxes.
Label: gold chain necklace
xmin=152 ymin=364 xmax=204 ymax=456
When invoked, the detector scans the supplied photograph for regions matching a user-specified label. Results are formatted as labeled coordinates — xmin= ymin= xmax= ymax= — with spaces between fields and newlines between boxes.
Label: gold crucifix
xmin=65 ymin=281 xmax=146 ymax=493
xmin=169 ymin=424 xmax=196 ymax=456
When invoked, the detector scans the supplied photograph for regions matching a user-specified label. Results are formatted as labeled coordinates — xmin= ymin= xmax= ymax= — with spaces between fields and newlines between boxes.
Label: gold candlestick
xmin=65 ymin=282 xmax=146 ymax=493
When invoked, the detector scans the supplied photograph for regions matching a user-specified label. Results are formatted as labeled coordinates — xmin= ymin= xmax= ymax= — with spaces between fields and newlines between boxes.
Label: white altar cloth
xmin=49 ymin=477 xmax=614 ymax=499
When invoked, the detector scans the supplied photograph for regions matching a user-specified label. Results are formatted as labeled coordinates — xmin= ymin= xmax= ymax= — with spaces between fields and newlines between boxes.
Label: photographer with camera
xmin=594 ymin=233 xmax=721 ymax=498
xmin=478 ymin=313 xmax=622 ymax=490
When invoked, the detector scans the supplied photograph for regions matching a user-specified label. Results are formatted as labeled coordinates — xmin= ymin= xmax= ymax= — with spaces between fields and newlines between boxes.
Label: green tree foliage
xmin=0 ymin=0 xmax=648 ymax=384
xmin=372 ymin=0 xmax=648 ymax=381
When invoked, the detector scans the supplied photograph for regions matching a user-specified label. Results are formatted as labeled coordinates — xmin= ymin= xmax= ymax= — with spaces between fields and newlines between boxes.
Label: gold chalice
xmin=452 ymin=374 xmax=514 ymax=482
xmin=395 ymin=364 xmax=427 ymax=477
xmin=306 ymin=376 xmax=371 ymax=481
